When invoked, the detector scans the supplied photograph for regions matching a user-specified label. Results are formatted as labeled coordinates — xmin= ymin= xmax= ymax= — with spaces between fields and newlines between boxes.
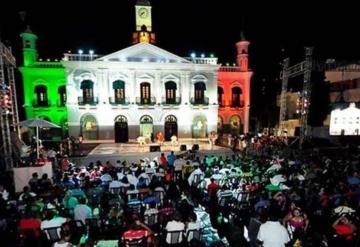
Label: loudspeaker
xmin=149 ymin=145 xmax=161 ymax=152
xmin=180 ymin=144 xmax=187 ymax=151
xmin=192 ymin=144 xmax=199 ymax=151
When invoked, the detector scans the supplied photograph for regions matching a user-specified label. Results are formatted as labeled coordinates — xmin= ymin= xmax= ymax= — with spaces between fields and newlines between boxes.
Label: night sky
xmin=1 ymin=0 xmax=359 ymax=125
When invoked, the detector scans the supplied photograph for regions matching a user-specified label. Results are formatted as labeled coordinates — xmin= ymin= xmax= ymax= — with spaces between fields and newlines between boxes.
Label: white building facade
xmin=62 ymin=43 xmax=220 ymax=142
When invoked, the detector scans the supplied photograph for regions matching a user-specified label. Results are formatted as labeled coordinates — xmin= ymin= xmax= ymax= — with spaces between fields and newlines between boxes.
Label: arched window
xmin=218 ymin=87 xmax=224 ymax=107
xmin=80 ymin=80 xmax=94 ymax=104
xmin=58 ymin=85 xmax=66 ymax=106
xmin=34 ymin=85 xmax=48 ymax=106
xmin=165 ymin=81 xmax=177 ymax=104
xmin=194 ymin=82 xmax=206 ymax=104
xmin=113 ymin=80 xmax=125 ymax=104
xmin=231 ymin=87 xmax=242 ymax=107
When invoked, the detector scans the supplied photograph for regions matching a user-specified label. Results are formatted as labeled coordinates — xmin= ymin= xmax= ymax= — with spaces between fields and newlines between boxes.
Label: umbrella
xmin=18 ymin=118 xmax=61 ymax=159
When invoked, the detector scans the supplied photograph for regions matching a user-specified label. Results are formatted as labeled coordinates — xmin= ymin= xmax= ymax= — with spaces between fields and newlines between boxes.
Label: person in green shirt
xmin=62 ymin=190 xmax=78 ymax=215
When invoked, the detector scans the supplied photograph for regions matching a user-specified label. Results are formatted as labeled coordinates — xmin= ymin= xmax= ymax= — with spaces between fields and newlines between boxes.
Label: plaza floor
xmin=81 ymin=139 xmax=233 ymax=165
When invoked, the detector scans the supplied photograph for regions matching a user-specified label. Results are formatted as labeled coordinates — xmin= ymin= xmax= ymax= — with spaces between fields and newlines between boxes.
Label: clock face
xmin=138 ymin=8 xmax=149 ymax=19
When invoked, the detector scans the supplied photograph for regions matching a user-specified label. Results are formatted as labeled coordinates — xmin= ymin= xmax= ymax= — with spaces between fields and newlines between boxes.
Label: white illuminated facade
xmin=62 ymin=43 xmax=219 ymax=141
xmin=329 ymin=103 xmax=360 ymax=135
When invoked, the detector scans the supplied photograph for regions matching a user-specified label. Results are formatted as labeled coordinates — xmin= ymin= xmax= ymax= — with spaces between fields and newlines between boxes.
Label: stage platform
xmin=81 ymin=139 xmax=234 ymax=165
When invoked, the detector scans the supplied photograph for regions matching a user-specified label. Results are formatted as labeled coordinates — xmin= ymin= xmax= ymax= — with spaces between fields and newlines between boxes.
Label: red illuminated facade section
xmin=217 ymin=39 xmax=253 ymax=134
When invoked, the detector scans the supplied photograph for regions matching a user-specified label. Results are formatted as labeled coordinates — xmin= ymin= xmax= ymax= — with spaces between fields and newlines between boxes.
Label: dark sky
xmin=1 ymin=0 xmax=359 ymax=124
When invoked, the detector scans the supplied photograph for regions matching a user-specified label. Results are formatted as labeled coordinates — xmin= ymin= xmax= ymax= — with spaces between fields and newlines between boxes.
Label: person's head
xmin=161 ymin=153 xmax=165 ymax=157
xmin=210 ymin=178 xmax=215 ymax=183
xmin=189 ymin=212 xmax=197 ymax=222
xmin=59 ymin=229 xmax=71 ymax=241
xmin=173 ymin=211 xmax=182 ymax=222
xmin=42 ymin=173 xmax=48 ymax=180
xmin=292 ymin=207 xmax=301 ymax=217
xmin=171 ymin=151 xmax=174 ymax=155
xmin=32 ymin=172 xmax=38 ymax=178
xmin=339 ymin=215 xmax=350 ymax=224
xmin=79 ymin=197 xmax=87 ymax=205
xmin=121 ymin=176 xmax=129 ymax=184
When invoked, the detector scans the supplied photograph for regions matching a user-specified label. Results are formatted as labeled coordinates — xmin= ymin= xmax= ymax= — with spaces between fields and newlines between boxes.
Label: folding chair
xmin=186 ymin=228 xmax=202 ymax=242
xmin=42 ymin=226 xmax=62 ymax=242
xmin=165 ymin=230 xmax=184 ymax=245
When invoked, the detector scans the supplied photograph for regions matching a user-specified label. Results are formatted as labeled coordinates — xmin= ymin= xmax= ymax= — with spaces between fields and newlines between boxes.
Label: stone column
xmin=155 ymin=71 xmax=162 ymax=104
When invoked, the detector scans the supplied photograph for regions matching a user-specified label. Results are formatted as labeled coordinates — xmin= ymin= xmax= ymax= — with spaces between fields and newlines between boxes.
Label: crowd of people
xmin=0 ymin=134 xmax=359 ymax=247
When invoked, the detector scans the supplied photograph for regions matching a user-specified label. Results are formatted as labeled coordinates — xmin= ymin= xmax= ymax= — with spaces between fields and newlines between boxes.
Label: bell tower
xmin=236 ymin=32 xmax=250 ymax=72
xmin=133 ymin=0 xmax=156 ymax=44
xmin=20 ymin=26 xmax=38 ymax=66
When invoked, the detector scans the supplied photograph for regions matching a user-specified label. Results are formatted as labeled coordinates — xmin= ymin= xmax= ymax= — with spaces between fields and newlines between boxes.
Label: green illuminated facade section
xmin=19 ymin=30 xmax=68 ymax=137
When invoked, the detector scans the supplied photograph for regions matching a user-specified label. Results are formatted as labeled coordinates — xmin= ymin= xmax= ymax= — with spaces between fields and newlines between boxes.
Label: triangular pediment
xmin=96 ymin=43 xmax=191 ymax=64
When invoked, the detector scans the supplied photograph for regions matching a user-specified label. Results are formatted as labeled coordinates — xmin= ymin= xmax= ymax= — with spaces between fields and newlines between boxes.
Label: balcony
xmin=230 ymin=100 xmax=245 ymax=108
xmin=136 ymin=97 xmax=156 ymax=105
xmin=190 ymin=97 xmax=209 ymax=105
xmin=161 ymin=97 xmax=181 ymax=105
xmin=78 ymin=96 xmax=99 ymax=105
xmin=63 ymin=53 xmax=100 ymax=61
xmin=56 ymin=99 xmax=66 ymax=107
xmin=218 ymin=100 xmax=225 ymax=107
xmin=184 ymin=57 xmax=218 ymax=65
xmin=219 ymin=66 xmax=242 ymax=72
xmin=109 ymin=97 xmax=130 ymax=105
xmin=32 ymin=100 xmax=50 ymax=107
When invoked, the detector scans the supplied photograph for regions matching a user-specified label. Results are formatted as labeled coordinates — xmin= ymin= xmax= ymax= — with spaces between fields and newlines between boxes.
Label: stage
xmin=81 ymin=138 xmax=234 ymax=165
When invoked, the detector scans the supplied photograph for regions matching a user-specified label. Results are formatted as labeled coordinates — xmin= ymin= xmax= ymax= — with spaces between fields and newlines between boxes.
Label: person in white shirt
xmin=257 ymin=213 xmax=290 ymax=247
xmin=186 ymin=212 xmax=201 ymax=242
xmin=188 ymin=166 xmax=204 ymax=187
xmin=165 ymin=212 xmax=185 ymax=244
xmin=74 ymin=197 xmax=92 ymax=224
xmin=41 ymin=211 xmax=67 ymax=233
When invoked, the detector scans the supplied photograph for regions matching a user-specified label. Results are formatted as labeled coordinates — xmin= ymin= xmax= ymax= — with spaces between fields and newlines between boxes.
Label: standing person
xmin=257 ymin=211 xmax=290 ymax=247
xmin=74 ymin=197 xmax=92 ymax=224
xmin=227 ymin=134 xmax=232 ymax=147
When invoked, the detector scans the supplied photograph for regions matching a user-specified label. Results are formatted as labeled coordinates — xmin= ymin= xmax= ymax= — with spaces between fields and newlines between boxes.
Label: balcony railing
xmin=185 ymin=57 xmax=218 ymax=65
xmin=161 ymin=97 xmax=181 ymax=105
xmin=63 ymin=53 xmax=100 ymax=61
xmin=32 ymin=100 xmax=50 ymax=107
xmin=78 ymin=96 xmax=99 ymax=105
xmin=109 ymin=97 xmax=130 ymax=105
xmin=136 ymin=97 xmax=156 ymax=105
xmin=219 ymin=66 xmax=242 ymax=72
xmin=190 ymin=97 xmax=209 ymax=105
xmin=34 ymin=62 xmax=64 ymax=68
xmin=230 ymin=100 xmax=245 ymax=108
xmin=57 ymin=99 xmax=66 ymax=107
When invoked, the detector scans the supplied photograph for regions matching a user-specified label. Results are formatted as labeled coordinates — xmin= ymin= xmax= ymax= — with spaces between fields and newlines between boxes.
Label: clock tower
xmin=133 ymin=0 xmax=156 ymax=44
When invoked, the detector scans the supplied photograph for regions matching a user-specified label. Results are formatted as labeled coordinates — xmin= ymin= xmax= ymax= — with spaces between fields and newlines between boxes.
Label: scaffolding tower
xmin=279 ymin=47 xmax=313 ymax=147
xmin=0 ymin=40 xmax=19 ymax=170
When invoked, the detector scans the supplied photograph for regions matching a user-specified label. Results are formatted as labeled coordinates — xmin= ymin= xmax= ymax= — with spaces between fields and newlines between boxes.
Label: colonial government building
xmin=19 ymin=0 xmax=253 ymax=142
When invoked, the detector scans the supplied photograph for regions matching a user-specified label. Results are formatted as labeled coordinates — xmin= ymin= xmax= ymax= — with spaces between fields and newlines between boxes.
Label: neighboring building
xmin=19 ymin=27 xmax=67 ymax=139
xmin=19 ymin=0 xmax=252 ymax=141
xmin=217 ymin=33 xmax=252 ymax=134
xmin=325 ymin=62 xmax=360 ymax=135
xmin=329 ymin=103 xmax=360 ymax=136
